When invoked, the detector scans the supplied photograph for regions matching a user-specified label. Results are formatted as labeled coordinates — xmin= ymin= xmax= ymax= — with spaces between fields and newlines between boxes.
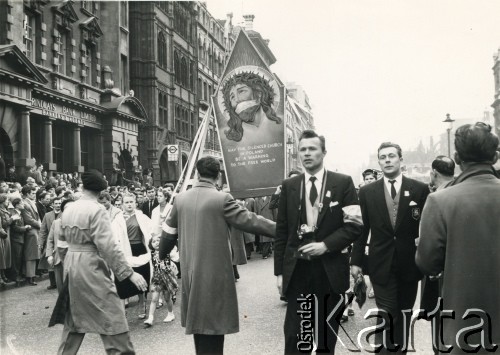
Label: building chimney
xmin=243 ymin=14 xmax=255 ymax=31
xmin=224 ymin=13 xmax=233 ymax=39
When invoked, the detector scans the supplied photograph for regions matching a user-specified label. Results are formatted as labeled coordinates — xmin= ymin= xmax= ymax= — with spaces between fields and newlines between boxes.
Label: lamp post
xmin=442 ymin=113 xmax=455 ymax=157
xmin=286 ymin=137 xmax=294 ymax=173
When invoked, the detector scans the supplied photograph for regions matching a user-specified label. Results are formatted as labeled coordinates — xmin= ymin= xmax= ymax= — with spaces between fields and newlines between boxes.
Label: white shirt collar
xmin=383 ymin=173 xmax=403 ymax=194
xmin=304 ymin=168 xmax=325 ymax=185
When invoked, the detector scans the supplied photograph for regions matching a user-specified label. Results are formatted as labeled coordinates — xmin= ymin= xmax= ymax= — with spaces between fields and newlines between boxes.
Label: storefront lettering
xmin=31 ymin=98 xmax=97 ymax=124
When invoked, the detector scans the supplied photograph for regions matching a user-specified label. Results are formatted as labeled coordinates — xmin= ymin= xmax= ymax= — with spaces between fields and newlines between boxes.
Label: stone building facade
xmin=0 ymin=0 xmax=148 ymax=183
xmin=129 ymin=1 xmax=198 ymax=184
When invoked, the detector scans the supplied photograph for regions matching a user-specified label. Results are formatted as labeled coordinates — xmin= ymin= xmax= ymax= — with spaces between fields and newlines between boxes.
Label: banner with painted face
xmin=213 ymin=30 xmax=285 ymax=199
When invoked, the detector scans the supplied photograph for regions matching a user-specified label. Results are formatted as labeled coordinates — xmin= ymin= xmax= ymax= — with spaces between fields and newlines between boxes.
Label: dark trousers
xmin=244 ymin=243 xmax=253 ymax=258
xmin=10 ymin=241 xmax=23 ymax=281
xmin=371 ymin=274 xmax=419 ymax=354
xmin=261 ymin=242 xmax=272 ymax=258
xmin=193 ymin=334 xmax=224 ymax=355
xmin=58 ymin=308 xmax=135 ymax=355
xmin=284 ymin=259 xmax=344 ymax=354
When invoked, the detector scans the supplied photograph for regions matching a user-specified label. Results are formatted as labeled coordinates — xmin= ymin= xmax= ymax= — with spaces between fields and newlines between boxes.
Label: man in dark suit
xmin=351 ymin=142 xmax=429 ymax=354
xmin=141 ymin=186 xmax=158 ymax=218
xmin=275 ymin=130 xmax=363 ymax=354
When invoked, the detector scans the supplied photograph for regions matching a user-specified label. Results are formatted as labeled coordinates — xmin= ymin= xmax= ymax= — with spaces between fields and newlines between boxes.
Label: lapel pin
xmin=326 ymin=190 xmax=331 ymax=198
xmin=404 ymin=191 xmax=410 ymax=197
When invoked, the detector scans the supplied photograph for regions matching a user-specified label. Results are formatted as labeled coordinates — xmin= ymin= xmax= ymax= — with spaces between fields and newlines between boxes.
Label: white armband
xmin=161 ymin=222 xmax=178 ymax=235
xmin=342 ymin=205 xmax=363 ymax=226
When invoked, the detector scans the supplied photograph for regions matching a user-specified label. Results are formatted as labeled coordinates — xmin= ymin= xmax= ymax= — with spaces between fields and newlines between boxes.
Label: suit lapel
xmin=375 ymin=179 xmax=394 ymax=232
xmin=394 ymin=176 xmax=411 ymax=232
xmin=316 ymin=171 xmax=333 ymax=228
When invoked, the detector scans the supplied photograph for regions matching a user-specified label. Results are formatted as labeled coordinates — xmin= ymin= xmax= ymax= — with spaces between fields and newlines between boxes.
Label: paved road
xmin=0 ymin=255 xmax=432 ymax=354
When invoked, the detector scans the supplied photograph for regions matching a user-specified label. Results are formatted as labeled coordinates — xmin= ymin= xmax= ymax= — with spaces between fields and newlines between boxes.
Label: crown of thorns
xmin=222 ymin=71 xmax=275 ymax=112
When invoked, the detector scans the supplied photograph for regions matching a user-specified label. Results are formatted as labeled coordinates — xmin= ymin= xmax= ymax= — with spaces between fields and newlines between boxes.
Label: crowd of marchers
xmin=1 ymin=121 xmax=499 ymax=355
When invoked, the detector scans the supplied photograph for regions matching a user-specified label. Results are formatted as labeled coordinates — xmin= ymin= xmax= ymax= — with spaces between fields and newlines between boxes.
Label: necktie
xmin=389 ymin=180 xmax=397 ymax=199
xmin=309 ymin=176 xmax=318 ymax=206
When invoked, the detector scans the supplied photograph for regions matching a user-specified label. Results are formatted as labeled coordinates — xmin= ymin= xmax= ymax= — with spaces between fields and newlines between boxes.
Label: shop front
xmin=0 ymin=44 xmax=147 ymax=183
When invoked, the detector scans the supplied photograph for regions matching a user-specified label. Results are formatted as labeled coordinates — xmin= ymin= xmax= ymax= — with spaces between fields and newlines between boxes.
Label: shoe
xmin=348 ymin=309 xmax=355 ymax=316
xmin=340 ymin=315 xmax=348 ymax=323
xmin=263 ymin=256 xmax=268 ymax=259
xmin=27 ymin=278 xmax=37 ymax=286
xmin=47 ymin=285 xmax=57 ymax=290
xmin=280 ymin=296 xmax=288 ymax=302
xmin=138 ymin=303 xmax=147 ymax=319
xmin=163 ymin=312 xmax=175 ymax=323
xmin=144 ymin=317 xmax=154 ymax=328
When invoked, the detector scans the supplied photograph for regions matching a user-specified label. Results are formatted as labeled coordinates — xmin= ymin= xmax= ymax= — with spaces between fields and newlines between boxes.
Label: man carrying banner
xmin=274 ymin=130 xmax=363 ymax=354
xmin=159 ymin=156 xmax=276 ymax=355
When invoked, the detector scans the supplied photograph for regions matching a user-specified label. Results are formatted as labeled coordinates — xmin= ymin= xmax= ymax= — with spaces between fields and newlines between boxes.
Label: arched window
xmin=174 ymin=51 xmax=180 ymax=84
xmin=158 ymin=32 xmax=166 ymax=69
xmin=181 ymin=57 xmax=187 ymax=87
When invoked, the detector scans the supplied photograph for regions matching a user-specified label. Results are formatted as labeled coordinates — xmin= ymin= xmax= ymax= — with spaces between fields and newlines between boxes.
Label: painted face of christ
xmin=229 ymin=83 xmax=262 ymax=123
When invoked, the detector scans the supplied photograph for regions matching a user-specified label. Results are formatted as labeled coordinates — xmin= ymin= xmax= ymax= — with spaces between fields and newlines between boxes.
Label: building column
xmin=95 ymin=130 xmax=104 ymax=172
xmin=43 ymin=119 xmax=57 ymax=173
xmin=73 ymin=126 xmax=84 ymax=173
xmin=16 ymin=110 xmax=36 ymax=179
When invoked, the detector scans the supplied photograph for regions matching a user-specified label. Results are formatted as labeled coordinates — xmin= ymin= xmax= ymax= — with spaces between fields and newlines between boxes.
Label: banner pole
xmin=167 ymin=106 xmax=211 ymax=207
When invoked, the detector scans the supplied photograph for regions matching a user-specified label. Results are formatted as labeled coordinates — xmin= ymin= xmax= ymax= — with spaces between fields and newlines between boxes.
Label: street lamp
xmin=443 ymin=113 xmax=455 ymax=157
xmin=286 ymin=137 xmax=294 ymax=172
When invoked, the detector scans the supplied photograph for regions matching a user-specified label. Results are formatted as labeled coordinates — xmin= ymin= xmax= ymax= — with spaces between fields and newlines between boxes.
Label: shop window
xmin=29 ymin=119 xmax=43 ymax=165
xmin=81 ymin=129 xmax=90 ymax=171
xmin=53 ymin=124 xmax=65 ymax=172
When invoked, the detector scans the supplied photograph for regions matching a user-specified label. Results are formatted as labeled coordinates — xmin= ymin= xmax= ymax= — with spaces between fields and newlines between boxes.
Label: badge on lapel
xmin=411 ymin=207 xmax=421 ymax=220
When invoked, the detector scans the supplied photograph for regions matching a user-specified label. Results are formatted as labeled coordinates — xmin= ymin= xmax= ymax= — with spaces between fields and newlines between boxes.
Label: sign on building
xmin=167 ymin=144 xmax=179 ymax=161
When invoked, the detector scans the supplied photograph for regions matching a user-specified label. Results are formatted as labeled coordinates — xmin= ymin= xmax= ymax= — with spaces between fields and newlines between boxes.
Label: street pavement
xmin=0 ymin=254 xmax=433 ymax=354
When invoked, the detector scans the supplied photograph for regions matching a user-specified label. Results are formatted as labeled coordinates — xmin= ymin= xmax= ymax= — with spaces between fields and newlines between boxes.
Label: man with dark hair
xmin=351 ymin=141 xmax=429 ymax=353
xmin=429 ymin=155 xmax=455 ymax=192
xmin=275 ymin=130 xmax=363 ymax=353
xmin=417 ymin=122 xmax=500 ymax=353
xmin=159 ymin=156 xmax=276 ymax=354
xmin=141 ymin=186 xmax=158 ymax=218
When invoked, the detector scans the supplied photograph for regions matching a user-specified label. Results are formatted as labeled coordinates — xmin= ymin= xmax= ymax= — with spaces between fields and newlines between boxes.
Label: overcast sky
xmin=206 ymin=0 xmax=500 ymax=178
